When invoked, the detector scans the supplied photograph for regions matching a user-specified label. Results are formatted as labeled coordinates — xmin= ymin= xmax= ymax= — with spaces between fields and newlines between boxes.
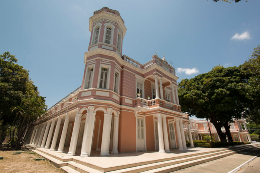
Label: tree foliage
xmin=0 ymin=52 xmax=46 ymax=149
xmin=241 ymin=46 xmax=260 ymax=124
xmin=178 ymin=66 xmax=248 ymax=143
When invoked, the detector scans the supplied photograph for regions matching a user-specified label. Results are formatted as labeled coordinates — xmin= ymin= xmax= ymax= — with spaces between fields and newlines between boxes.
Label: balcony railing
xmin=135 ymin=98 xmax=181 ymax=112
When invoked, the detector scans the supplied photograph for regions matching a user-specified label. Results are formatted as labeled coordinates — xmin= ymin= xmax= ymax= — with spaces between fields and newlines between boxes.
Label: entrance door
xmin=137 ymin=117 xmax=145 ymax=151
xmin=168 ymin=122 xmax=177 ymax=149
xmin=154 ymin=120 xmax=159 ymax=150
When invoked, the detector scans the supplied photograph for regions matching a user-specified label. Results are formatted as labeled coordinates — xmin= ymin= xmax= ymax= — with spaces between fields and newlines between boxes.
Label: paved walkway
xmin=172 ymin=147 xmax=260 ymax=173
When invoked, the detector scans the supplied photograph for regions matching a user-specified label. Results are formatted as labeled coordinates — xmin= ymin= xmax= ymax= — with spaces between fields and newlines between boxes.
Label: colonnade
xmin=26 ymin=106 xmax=119 ymax=156
xmin=154 ymin=75 xmax=179 ymax=104
xmin=155 ymin=115 xmax=194 ymax=152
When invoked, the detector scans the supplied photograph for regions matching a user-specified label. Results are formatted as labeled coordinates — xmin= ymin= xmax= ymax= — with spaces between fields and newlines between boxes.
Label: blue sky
xmin=1 ymin=0 xmax=259 ymax=108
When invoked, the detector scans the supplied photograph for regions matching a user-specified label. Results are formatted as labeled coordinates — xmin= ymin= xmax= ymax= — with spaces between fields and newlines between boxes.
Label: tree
xmin=212 ymin=0 xmax=246 ymax=3
xmin=0 ymin=52 xmax=46 ymax=149
xmin=178 ymin=66 xmax=248 ymax=143
xmin=247 ymin=123 xmax=260 ymax=141
xmin=241 ymin=46 xmax=260 ymax=125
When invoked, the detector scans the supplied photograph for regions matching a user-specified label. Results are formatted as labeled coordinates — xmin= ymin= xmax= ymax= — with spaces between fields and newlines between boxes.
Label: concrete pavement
xmin=172 ymin=147 xmax=260 ymax=173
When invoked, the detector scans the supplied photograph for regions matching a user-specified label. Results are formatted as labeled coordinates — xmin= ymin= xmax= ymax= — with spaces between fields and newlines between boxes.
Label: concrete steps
xmin=108 ymin=150 xmax=234 ymax=173
xmin=33 ymin=149 xmax=68 ymax=167
xmin=31 ymin=144 xmax=258 ymax=173
xmin=61 ymin=166 xmax=80 ymax=173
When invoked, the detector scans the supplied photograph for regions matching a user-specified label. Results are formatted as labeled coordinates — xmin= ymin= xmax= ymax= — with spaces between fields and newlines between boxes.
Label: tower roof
xmin=89 ymin=7 xmax=127 ymax=37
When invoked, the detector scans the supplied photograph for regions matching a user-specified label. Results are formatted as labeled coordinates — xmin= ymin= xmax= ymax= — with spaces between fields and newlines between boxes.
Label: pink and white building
xmin=24 ymin=7 xmax=250 ymax=156
xmin=184 ymin=119 xmax=251 ymax=142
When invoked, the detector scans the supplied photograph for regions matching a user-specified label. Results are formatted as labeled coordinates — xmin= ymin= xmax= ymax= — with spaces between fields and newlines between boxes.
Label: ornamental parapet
xmin=135 ymin=97 xmax=182 ymax=112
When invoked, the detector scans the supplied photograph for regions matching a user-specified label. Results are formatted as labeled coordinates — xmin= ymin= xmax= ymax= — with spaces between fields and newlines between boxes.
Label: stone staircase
xmin=32 ymin=144 xmax=259 ymax=173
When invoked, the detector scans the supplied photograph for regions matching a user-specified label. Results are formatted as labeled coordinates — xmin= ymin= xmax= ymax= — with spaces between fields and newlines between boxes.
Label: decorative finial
xmin=162 ymin=53 xmax=166 ymax=61
xmin=155 ymin=52 xmax=157 ymax=55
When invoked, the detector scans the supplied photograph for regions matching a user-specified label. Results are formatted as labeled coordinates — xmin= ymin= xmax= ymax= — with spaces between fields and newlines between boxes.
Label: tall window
xmin=117 ymin=33 xmax=121 ymax=51
xmin=114 ymin=72 xmax=119 ymax=94
xmin=93 ymin=27 xmax=99 ymax=45
xmin=84 ymin=68 xmax=93 ymax=89
xmin=203 ymin=124 xmax=208 ymax=130
xmin=137 ymin=81 xmax=143 ymax=98
xmin=137 ymin=118 xmax=144 ymax=139
xmin=152 ymin=87 xmax=156 ymax=99
xmin=105 ymin=27 xmax=112 ymax=44
xmin=99 ymin=68 xmax=108 ymax=89
xmin=165 ymin=91 xmax=170 ymax=102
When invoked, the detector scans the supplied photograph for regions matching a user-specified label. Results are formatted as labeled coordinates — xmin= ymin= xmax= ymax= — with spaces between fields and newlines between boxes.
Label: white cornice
xmin=84 ymin=49 xmax=178 ymax=81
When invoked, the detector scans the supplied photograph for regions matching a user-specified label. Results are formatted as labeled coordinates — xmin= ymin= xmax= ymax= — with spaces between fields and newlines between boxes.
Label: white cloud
xmin=177 ymin=68 xmax=199 ymax=75
xmin=231 ymin=31 xmax=250 ymax=40
xmin=223 ymin=63 xmax=230 ymax=67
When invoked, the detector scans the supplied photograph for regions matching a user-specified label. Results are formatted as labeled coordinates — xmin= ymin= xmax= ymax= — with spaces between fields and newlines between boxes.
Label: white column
xmin=58 ymin=113 xmax=70 ymax=153
xmin=41 ymin=121 xmax=51 ymax=147
xmin=154 ymin=76 xmax=160 ymax=99
xmin=159 ymin=78 xmax=164 ymax=100
xmin=32 ymin=125 xmax=39 ymax=145
xmin=112 ymin=115 xmax=119 ymax=154
xmin=247 ymin=134 xmax=251 ymax=142
xmin=175 ymin=118 xmax=183 ymax=150
xmin=157 ymin=114 xmax=165 ymax=153
xmin=30 ymin=126 xmax=37 ymax=144
xmin=34 ymin=125 xmax=41 ymax=145
xmin=50 ymin=116 xmax=62 ymax=151
xmin=175 ymin=87 xmax=179 ymax=105
xmin=180 ymin=119 xmax=187 ymax=150
xmin=171 ymin=84 xmax=176 ymax=104
xmin=238 ymin=133 xmax=242 ymax=142
xmin=67 ymin=112 xmax=82 ymax=156
xmin=243 ymin=123 xmax=248 ymax=131
xmin=81 ymin=106 xmax=96 ymax=156
xmin=37 ymin=123 xmax=46 ymax=146
xmin=162 ymin=115 xmax=170 ymax=152
xmin=45 ymin=119 xmax=56 ymax=148
xmin=101 ymin=108 xmax=113 ymax=156
xmin=35 ymin=125 xmax=41 ymax=144
xmin=188 ymin=122 xmax=194 ymax=147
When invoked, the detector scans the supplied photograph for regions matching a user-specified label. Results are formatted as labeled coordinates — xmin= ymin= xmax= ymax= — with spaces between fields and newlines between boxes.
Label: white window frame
xmin=151 ymin=82 xmax=156 ymax=99
xmin=165 ymin=88 xmax=171 ymax=102
xmin=103 ymin=23 xmax=115 ymax=45
xmin=136 ymin=116 xmax=146 ymax=152
xmin=113 ymin=70 xmax=120 ymax=94
xmin=203 ymin=124 xmax=208 ymax=131
xmin=116 ymin=29 xmax=122 ymax=52
xmin=91 ymin=23 xmax=102 ymax=45
xmin=83 ymin=65 xmax=95 ymax=89
xmin=168 ymin=120 xmax=177 ymax=147
xmin=97 ymin=64 xmax=111 ymax=90
xmin=136 ymin=75 xmax=145 ymax=98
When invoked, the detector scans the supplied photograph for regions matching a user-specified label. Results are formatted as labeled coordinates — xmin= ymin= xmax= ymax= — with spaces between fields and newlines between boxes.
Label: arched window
xmin=105 ymin=27 xmax=112 ymax=44
xmin=117 ymin=33 xmax=121 ymax=52
xmin=92 ymin=27 xmax=99 ymax=45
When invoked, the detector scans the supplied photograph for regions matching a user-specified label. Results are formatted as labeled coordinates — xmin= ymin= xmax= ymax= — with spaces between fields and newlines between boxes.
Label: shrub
xmin=250 ymin=134 xmax=259 ymax=141
xmin=186 ymin=141 xmax=190 ymax=147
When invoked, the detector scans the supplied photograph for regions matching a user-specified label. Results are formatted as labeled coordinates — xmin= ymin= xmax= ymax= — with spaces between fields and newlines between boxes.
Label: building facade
xmin=184 ymin=119 xmax=251 ymax=143
xmin=24 ymin=7 xmax=250 ymax=157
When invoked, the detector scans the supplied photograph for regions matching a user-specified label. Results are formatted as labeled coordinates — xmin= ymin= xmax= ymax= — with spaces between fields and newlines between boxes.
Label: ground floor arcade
xmin=24 ymin=105 xmax=193 ymax=156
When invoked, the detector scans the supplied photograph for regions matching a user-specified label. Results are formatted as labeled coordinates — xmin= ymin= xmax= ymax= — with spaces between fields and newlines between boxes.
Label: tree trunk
xmin=210 ymin=116 xmax=227 ymax=143
xmin=0 ymin=125 xmax=7 ymax=148
xmin=223 ymin=121 xmax=233 ymax=143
